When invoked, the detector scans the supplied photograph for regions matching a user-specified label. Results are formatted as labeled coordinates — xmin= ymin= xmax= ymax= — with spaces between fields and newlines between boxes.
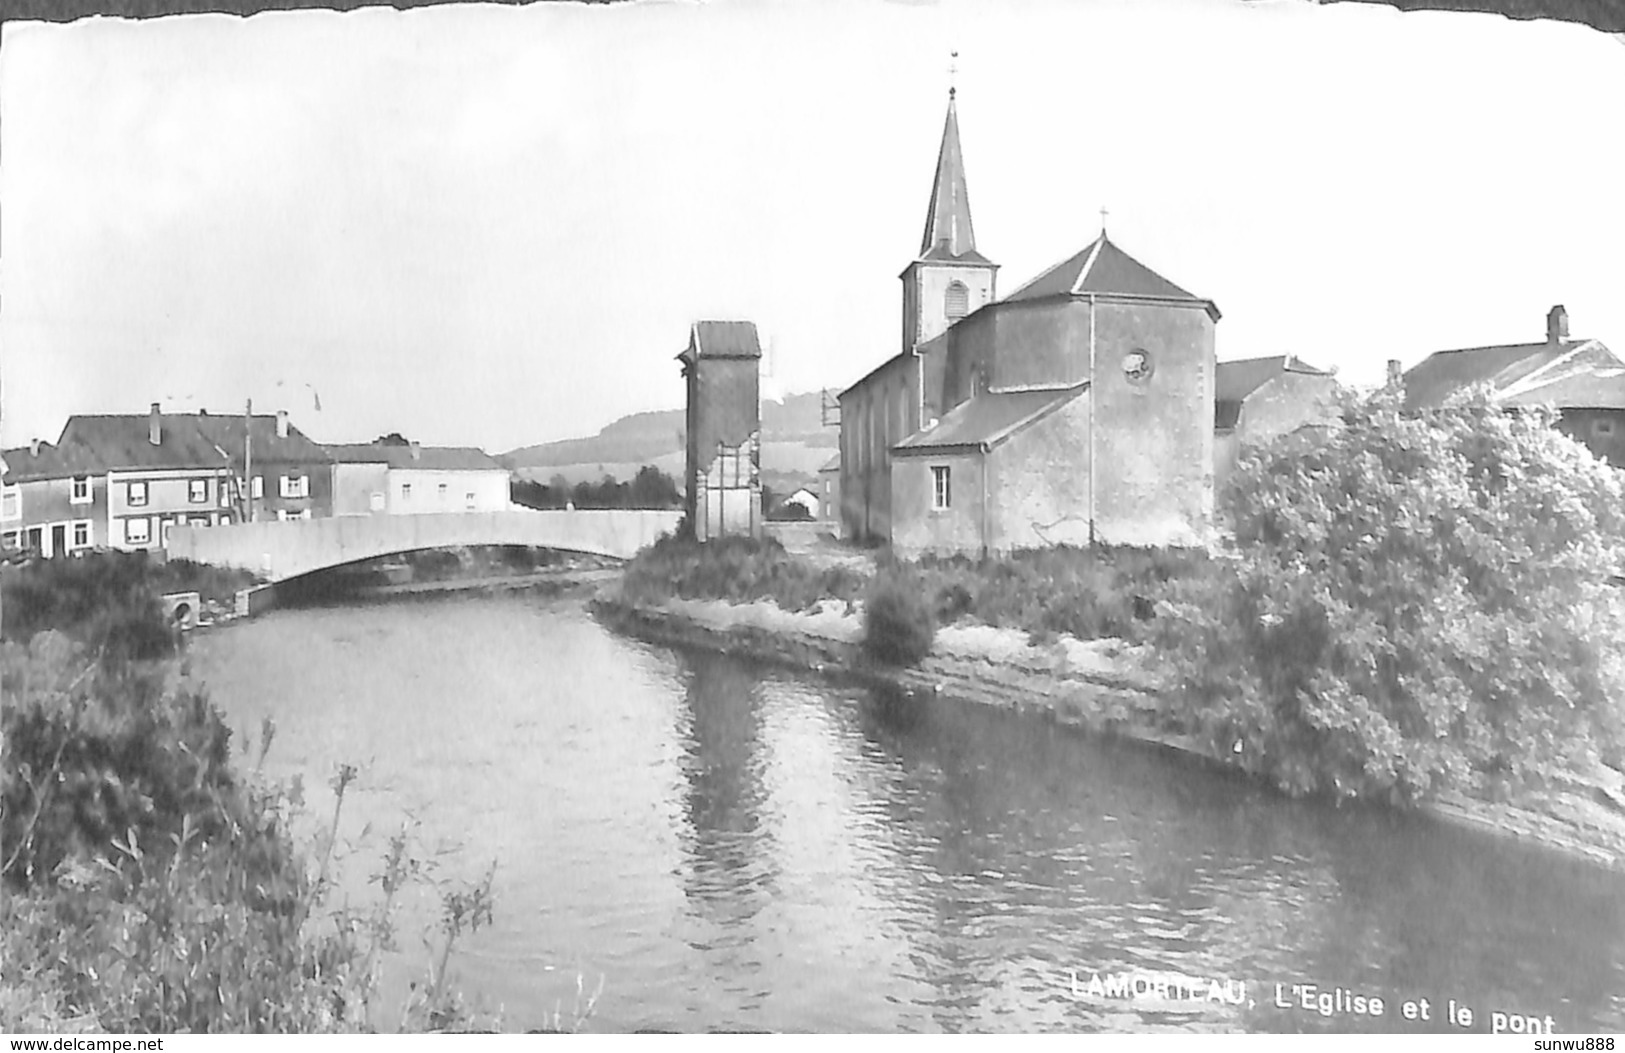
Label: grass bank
xmin=1 ymin=555 xmax=504 ymax=1033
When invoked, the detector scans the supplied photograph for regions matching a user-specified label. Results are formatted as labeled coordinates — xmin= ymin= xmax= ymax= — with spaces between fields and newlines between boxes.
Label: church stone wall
xmin=1090 ymin=300 xmax=1215 ymax=546
xmin=838 ymin=354 xmax=920 ymax=544
xmin=891 ymin=451 xmax=985 ymax=559
xmin=988 ymin=392 xmax=1094 ymax=552
xmin=989 ymin=300 xmax=1092 ymax=392
xmin=905 ymin=262 xmax=997 ymax=352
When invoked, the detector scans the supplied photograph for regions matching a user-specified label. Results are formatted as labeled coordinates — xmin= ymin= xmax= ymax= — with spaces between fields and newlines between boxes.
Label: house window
xmin=401 ymin=482 xmax=413 ymax=501
xmin=2 ymin=529 xmax=19 ymax=548
xmin=71 ymin=476 xmax=91 ymax=503
xmin=279 ymin=475 xmax=309 ymax=498
xmin=127 ymin=481 xmax=149 ymax=507
xmin=1 ymin=485 xmax=18 ymax=521
xmin=125 ymin=517 xmax=151 ymax=545
xmin=72 ymin=521 xmax=90 ymax=548
xmin=945 ymin=281 xmax=969 ymax=321
xmin=932 ymin=465 xmax=952 ymax=510
xmin=189 ymin=478 xmax=209 ymax=504
xmin=465 ymin=492 xmax=476 ymax=510
xmin=252 ymin=476 xmax=264 ymax=499
xmin=1594 ymin=418 xmax=1617 ymax=438
xmin=438 ymin=482 xmax=448 ymax=498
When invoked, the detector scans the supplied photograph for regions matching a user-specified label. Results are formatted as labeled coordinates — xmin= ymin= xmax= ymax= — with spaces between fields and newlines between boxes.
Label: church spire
xmin=919 ymin=87 xmax=977 ymax=260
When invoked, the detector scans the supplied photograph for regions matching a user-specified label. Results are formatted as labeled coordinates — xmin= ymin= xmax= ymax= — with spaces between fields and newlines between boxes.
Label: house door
xmin=25 ymin=526 xmax=43 ymax=555
xmin=50 ymin=523 xmax=66 ymax=558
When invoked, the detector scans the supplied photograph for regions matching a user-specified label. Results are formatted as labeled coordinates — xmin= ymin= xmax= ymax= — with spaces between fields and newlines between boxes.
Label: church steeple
xmin=900 ymin=79 xmax=998 ymax=354
xmin=920 ymin=91 xmax=978 ymax=260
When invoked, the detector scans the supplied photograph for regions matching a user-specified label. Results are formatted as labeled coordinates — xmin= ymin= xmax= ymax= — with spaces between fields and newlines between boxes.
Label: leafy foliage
xmin=511 ymin=466 xmax=682 ymax=510
xmin=861 ymin=570 xmax=936 ymax=666
xmin=913 ymin=545 xmax=1202 ymax=643
xmin=1154 ymin=388 xmax=1625 ymax=803
xmin=1 ymin=563 xmax=498 ymax=1033
xmin=620 ymin=532 xmax=868 ymax=612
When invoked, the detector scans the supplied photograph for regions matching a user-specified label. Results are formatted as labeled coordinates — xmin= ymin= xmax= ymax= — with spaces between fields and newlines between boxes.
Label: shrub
xmin=621 ymin=532 xmax=868 ymax=612
xmin=862 ymin=571 xmax=936 ymax=666
xmin=1155 ymin=388 xmax=1625 ymax=804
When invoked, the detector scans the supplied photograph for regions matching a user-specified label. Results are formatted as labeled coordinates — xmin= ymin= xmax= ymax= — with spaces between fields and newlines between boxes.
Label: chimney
xmin=1386 ymin=359 xmax=1403 ymax=391
xmin=1547 ymin=304 xmax=1569 ymax=345
xmin=149 ymin=402 xmax=161 ymax=446
xmin=409 ymin=441 xmax=421 ymax=462
xmin=276 ymin=409 xmax=289 ymax=439
xmin=29 ymin=438 xmax=40 ymax=457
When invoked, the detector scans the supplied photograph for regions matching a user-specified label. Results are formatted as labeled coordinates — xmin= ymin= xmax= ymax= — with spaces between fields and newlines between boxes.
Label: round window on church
xmin=1122 ymin=349 xmax=1154 ymax=384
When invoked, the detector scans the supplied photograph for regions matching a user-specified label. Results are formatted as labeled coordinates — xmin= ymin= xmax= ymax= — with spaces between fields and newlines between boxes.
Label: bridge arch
xmin=166 ymin=509 xmax=681 ymax=583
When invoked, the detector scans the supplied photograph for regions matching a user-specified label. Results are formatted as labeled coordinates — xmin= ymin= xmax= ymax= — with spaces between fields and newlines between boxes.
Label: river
xmin=190 ymin=590 xmax=1625 ymax=1034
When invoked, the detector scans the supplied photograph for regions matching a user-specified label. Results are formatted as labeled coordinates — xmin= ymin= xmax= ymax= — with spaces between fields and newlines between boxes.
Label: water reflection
xmin=193 ymin=596 xmax=1625 ymax=1034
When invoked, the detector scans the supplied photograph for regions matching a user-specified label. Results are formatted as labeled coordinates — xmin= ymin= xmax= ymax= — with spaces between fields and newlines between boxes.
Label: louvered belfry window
xmin=945 ymin=282 xmax=969 ymax=321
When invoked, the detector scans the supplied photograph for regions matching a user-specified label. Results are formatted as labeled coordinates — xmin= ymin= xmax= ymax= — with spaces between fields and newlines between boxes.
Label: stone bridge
xmin=165 ymin=509 xmax=682 ymax=582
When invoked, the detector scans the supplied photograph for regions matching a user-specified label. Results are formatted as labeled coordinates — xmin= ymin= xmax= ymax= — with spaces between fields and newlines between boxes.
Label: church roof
xmin=893 ymin=384 xmax=1087 ymax=454
xmin=917 ymin=92 xmax=983 ymax=264
xmin=1004 ymin=233 xmax=1219 ymax=320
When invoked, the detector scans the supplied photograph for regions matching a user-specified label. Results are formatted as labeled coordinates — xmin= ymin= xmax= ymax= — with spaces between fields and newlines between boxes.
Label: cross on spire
xmin=949 ymin=49 xmax=958 ymax=98
xmin=1099 ymin=206 xmax=1110 ymax=237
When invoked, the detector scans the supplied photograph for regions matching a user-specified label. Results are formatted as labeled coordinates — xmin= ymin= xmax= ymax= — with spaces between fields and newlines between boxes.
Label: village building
xmin=1401 ymin=305 xmax=1625 ymax=468
xmin=678 ymin=320 xmax=763 ymax=541
xmin=0 ymin=439 xmax=108 ymax=558
xmin=325 ymin=443 xmax=512 ymax=515
xmin=1213 ymin=354 xmax=1340 ymax=493
xmin=816 ymin=453 xmax=840 ymax=522
xmin=195 ymin=410 xmax=334 ymax=522
xmin=839 ymin=89 xmax=1220 ymax=557
xmin=53 ymin=405 xmax=240 ymax=552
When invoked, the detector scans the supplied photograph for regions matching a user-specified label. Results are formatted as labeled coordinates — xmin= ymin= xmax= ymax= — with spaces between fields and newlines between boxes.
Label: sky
xmin=2 ymin=0 xmax=1622 ymax=454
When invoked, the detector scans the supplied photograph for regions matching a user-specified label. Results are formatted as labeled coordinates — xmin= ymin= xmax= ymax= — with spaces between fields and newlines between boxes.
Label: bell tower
xmin=900 ymin=79 xmax=998 ymax=353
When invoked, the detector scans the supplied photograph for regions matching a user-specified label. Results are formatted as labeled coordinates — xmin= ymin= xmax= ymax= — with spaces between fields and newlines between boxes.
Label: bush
xmin=1 ymin=552 xmax=181 ymax=662
xmin=862 ymin=571 xmax=936 ymax=666
xmin=621 ymin=532 xmax=868 ymax=612
xmin=913 ymin=544 xmax=1202 ymax=641
xmin=1155 ymin=388 xmax=1625 ymax=804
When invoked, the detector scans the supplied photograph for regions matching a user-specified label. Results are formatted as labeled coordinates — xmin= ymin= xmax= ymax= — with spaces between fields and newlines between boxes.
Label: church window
xmin=932 ymin=466 xmax=952 ymax=510
xmin=945 ymin=282 xmax=969 ymax=321
xmin=1593 ymin=417 xmax=1616 ymax=438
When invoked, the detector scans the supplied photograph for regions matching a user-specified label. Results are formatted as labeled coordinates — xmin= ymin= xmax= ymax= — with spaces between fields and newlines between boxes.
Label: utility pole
xmin=244 ymin=398 xmax=254 ymax=524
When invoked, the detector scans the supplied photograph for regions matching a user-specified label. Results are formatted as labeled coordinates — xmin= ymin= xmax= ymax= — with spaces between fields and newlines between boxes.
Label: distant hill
xmin=502 ymin=391 xmax=838 ymax=476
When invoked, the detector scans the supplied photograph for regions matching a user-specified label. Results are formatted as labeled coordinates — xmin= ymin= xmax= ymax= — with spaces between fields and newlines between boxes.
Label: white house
xmin=325 ymin=442 xmax=511 ymax=515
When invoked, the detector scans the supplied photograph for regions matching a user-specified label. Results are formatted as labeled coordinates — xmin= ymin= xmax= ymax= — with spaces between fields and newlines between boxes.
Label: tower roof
xmin=918 ymin=93 xmax=986 ymax=263
xmin=1004 ymin=232 xmax=1220 ymax=320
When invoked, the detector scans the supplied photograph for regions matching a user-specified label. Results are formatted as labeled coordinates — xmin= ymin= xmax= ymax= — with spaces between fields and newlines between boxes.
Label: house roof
xmin=324 ymin=443 xmax=505 ymax=471
xmin=0 ymin=440 xmax=113 ymax=483
xmin=194 ymin=415 xmax=332 ymax=465
xmin=893 ymin=384 xmax=1087 ymax=454
xmin=678 ymin=320 xmax=762 ymax=362
xmin=1401 ymin=340 xmax=1589 ymax=411
xmin=817 ymin=453 xmax=841 ymax=473
xmin=57 ymin=414 xmax=234 ymax=472
xmin=1497 ymin=367 xmax=1625 ymax=410
xmin=1003 ymin=233 xmax=1219 ymax=320
xmin=1216 ymin=354 xmax=1334 ymax=404
xmin=917 ymin=92 xmax=985 ymax=264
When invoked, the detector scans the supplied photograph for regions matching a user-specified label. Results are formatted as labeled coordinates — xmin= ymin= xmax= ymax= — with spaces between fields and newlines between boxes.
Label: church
xmin=838 ymin=88 xmax=1221 ymax=557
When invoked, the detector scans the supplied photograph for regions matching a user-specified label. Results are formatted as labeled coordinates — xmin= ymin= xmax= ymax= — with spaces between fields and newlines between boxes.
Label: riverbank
xmin=591 ymin=589 xmax=1625 ymax=874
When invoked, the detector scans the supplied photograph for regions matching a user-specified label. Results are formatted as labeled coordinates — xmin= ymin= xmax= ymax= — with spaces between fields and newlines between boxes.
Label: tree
xmin=1156 ymin=387 xmax=1625 ymax=804
xmin=373 ymin=432 xmax=412 ymax=447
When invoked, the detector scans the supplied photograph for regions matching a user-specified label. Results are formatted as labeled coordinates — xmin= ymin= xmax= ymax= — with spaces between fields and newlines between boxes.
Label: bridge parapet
xmin=166 ymin=509 xmax=681 ymax=582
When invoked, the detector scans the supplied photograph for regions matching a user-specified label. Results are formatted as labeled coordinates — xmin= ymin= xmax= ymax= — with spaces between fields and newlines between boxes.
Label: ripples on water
xmin=191 ymin=592 xmax=1625 ymax=1034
